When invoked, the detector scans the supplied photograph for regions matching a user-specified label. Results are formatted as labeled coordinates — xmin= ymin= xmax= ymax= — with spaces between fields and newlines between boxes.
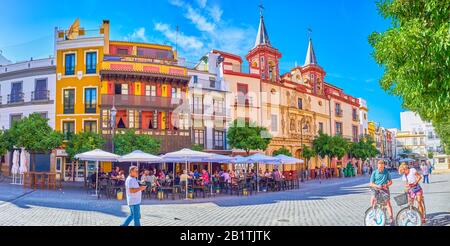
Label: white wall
xmin=0 ymin=58 xmax=56 ymax=129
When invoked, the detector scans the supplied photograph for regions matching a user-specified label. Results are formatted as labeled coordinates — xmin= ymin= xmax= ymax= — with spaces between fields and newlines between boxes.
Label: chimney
xmin=102 ymin=20 xmax=110 ymax=54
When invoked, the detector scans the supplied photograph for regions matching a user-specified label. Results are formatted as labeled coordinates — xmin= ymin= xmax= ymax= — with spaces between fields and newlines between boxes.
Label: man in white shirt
xmin=121 ymin=166 xmax=146 ymax=226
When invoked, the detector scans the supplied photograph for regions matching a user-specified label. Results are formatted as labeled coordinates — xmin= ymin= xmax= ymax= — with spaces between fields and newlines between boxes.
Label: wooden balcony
xmin=102 ymin=128 xmax=191 ymax=153
xmin=101 ymin=94 xmax=184 ymax=110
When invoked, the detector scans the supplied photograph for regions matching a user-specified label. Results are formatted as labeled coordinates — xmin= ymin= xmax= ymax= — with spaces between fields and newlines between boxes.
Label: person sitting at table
xmin=193 ymin=169 xmax=200 ymax=179
xmin=179 ymin=170 xmax=190 ymax=186
xmin=221 ymin=170 xmax=231 ymax=184
xmin=201 ymin=169 xmax=210 ymax=186
xmin=116 ymin=170 xmax=126 ymax=186
xmin=111 ymin=166 xmax=120 ymax=179
xmin=264 ymin=169 xmax=271 ymax=179
xmin=89 ymin=171 xmax=97 ymax=188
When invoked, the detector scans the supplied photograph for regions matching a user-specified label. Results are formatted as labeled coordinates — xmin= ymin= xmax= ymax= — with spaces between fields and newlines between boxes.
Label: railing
xmin=101 ymin=94 xmax=183 ymax=110
xmin=31 ymin=90 xmax=50 ymax=101
xmin=335 ymin=109 xmax=343 ymax=117
xmin=7 ymin=93 xmax=24 ymax=104
xmin=235 ymin=96 xmax=254 ymax=107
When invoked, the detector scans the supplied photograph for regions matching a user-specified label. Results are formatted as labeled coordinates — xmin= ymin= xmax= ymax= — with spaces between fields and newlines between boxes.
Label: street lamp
xmin=299 ymin=117 xmax=309 ymax=181
xmin=110 ymin=105 xmax=117 ymax=154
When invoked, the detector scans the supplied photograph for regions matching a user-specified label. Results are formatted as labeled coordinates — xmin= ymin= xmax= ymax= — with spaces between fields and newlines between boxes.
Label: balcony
xmin=335 ymin=109 xmax=343 ymax=117
xmin=101 ymin=94 xmax=183 ymax=110
xmin=103 ymin=129 xmax=191 ymax=153
xmin=7 ymin=93 xmax=24 ymax=104
xmin=235 ymin=96 xmax=254 ymax=107
xmin=31 ymin=90 xmax=50 ymax=101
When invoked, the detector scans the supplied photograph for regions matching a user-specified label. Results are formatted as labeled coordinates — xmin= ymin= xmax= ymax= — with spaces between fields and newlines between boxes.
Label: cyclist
xmin=369 ymin=160 xmax=394 ymax=224
xmin=398 ymin=163 xmax=426 ymax=224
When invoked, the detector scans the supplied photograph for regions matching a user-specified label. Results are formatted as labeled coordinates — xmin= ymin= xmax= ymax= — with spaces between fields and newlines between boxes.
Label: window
xmin=193 ymin=96 xmax=203 ymax=114
xmin=335 ymin=122 xmax=343 ymax=135
xmin=352 ymin=108 xmax=358 ymax=121
xmin=84 ymin=88 xmax=97 ymax=114
xmin=34 ymin=79 xmax=48 ymax=100
xmin=213 ymin=99 xmax=224 ymax=115
xmin=271 ymin=114 xmax=278 ymax=132
xmin=352 ymin=125 xmax=358 ymax=141
xmin=84 ymin=121 xmax=97 ymax=133
xmin=121 ymin=84 xmax=129 ymax=95
xmin=209 ymin=78 xmax=216 ymax=88
xmin=101 ymin=109 xmax=110 ymax=128
xmin=364 ymin=113 xmax=367 ymax=120
xmin=193 ymin=129 xmax=205 ymax=146
xmin=10 ymin=82 xmax=23 ymax=103
xmin=214 ymin=130 xmax=224 ymax=149
xmin=428 ymin=132 xmax=434 ymax=139
xmin=37 ymin=112 xmax=47 ymax=119
xmin=116 ymin=48 xmax=129 ymax=55
xmin=298 ymin=98 xmax=303 ymax=109
xmin=335 ymin=103 xmax=342 ymax=116
xmin=128 ymin=110 xmax=140 ymax=129
xmin=63 ymin=121 xmax=75 ymax=140
xmin=193 ymin=75 xmax=198 ymax=84
xmin=10 ymin=114 xmax=22 ymax=128
xmin=318 ymin=122 xmax=324 ymax=133
xmin=63 ymin=89 xmax=75 ymax=114
xmin=85 ymin=52 xmax=97 ymax=74
xmin=65 ymin=53 xmax=75 ymax=76
xmin=438 ymin=158 xmax=445 ymax=163
xmin=152 ymin=111 xmax=158 ymax=129
xmin=145 ymin=85 xmax=157 ymax=97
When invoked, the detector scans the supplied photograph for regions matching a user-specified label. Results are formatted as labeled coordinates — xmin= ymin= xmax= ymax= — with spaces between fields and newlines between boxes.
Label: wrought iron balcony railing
xmin=31 ymin=90 xmax=50 ymax=101
xmin=7 ymin=92 xmax=24 ymax=104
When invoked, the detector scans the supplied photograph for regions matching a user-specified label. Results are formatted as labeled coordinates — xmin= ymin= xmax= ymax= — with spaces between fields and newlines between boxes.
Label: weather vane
xmin=259 ymin=0 xmax=265 ymax=17
xmin=308 ymin=26 xmax=313 ymax=39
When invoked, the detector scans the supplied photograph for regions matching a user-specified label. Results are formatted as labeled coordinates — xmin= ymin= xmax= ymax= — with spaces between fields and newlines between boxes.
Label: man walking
xmin=121 ymin=166 xmax=146 ymax=226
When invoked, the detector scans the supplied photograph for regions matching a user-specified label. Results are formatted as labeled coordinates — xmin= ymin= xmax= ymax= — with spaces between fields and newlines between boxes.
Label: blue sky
xmin=0 ymin=0 xmax=404 ymax=128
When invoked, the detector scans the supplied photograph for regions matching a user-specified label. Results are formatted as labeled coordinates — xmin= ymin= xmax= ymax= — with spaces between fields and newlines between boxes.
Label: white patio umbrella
xmin=74 ymin=149 xmax=120 ymax=197
xmin=162 ymin=149 xmax=215 ymax=199
xmin=119 ymin=150 xmax=163 ymax=170
xmin=19 ymin=148 xmax=28 ymax=184
xmin=11 ymin=150 xmax=20 ymax=184
xmin=244 ymin=153 xmax=282 ymax=192
xmin=275 ymin=154 xmax=304 ymax=165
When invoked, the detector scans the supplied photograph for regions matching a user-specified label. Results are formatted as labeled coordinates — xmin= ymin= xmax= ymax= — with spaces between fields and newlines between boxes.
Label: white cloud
xmin=208 ymin=5 xmax=223 ymax=22
xmin=154 ymin=23 xmax=204 ymax=50
xmin=196 ymin=0 xmax=207 ymax=8
xmin=125 ymin=27 xmax=148 ymax=42
xmin=157 ymin=0 xmax=256 ymax=61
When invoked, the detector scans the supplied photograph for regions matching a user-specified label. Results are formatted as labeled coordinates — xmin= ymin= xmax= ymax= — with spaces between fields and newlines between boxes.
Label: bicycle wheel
xmin=396 ymin=207 xmax=422 ymax=226
xmin=364 ymin=207 xmax=386 ymax=226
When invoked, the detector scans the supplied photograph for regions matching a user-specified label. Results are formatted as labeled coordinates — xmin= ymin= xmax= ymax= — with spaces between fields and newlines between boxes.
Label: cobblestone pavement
xmin=0 ymin=173 xmax=449 ymax=226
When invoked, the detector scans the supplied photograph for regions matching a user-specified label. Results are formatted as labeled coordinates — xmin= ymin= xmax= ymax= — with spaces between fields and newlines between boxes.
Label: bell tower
xmin=246 ymin=3 xmax=281 ymax=82
xmin=301 ymin=37 xmax=325 ymax=96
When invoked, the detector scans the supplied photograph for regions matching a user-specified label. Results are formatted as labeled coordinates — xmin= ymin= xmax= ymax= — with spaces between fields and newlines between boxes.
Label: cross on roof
xmin=259 ymin=1 xmax=264 ymax=17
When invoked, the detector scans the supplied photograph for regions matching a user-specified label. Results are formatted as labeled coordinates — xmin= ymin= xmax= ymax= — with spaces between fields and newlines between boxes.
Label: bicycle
xmin=394 ymin=187 xmax=426 ymax=226
xmin=364 ymin=187 xmax=391 ymax=226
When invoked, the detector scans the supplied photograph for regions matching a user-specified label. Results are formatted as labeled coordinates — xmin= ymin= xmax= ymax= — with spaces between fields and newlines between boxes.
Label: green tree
xmin=369 ymin=0 xmax=450 ymax=153
xmin=66 ymin=131 xmax=106 ymax=160
xmin=301 ymin=144 xmax=316 ymax=169
xmin=312 ymin=132 xmax=331 ymax=160
xmin=350 ymin=135 xmax=379 ymax=161
xmin=191 ymin=144 xmax=204 ymax=152
xmin=427 ymin=151 xmax=434 ymax=159
xmin=227 ymin=120 xmax=271 ymax=155
xmin=272 ymin=147 xmax=292 ymax=157
xmin=0 ymin=130 xmax=13 ymax=156
xmin=113 ymin=130 xmax=161 ymax=155
xmin=399 ymin=148 xmax=412 ymax=158
xmin=8 ymin=113 xmax=63 ymax=170
xmin=328 ymin=135 xmax=350 ymax=161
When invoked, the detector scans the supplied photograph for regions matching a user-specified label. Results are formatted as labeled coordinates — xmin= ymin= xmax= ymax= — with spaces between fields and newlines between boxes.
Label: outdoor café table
xmin=27 ymin=172 xmax=57 ymax=190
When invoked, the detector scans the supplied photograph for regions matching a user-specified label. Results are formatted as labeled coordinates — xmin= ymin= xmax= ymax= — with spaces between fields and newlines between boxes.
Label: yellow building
xmin=54 ymin=20 xmax=108 ymax=181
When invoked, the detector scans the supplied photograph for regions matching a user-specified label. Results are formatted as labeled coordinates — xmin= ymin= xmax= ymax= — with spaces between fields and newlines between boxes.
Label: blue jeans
xmin=423 ymin=175 xmax=429 ymax=184
xmin=121 ymin=204 xmax=141 ymax=226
